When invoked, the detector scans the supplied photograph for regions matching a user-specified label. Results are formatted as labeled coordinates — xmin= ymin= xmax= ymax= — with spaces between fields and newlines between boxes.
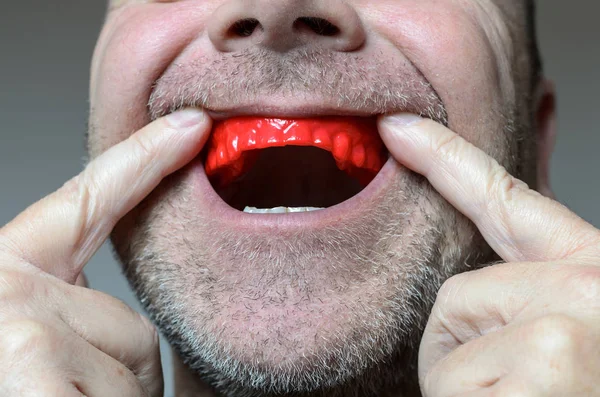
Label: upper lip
xmin=148 ymin=88 xmax=447 ymax=124
xmin=151 ymin=97 xmax=446 ymax=126
xmin=206 ymin=105 xmax=382 ymax=121
xmin=151 ymin=96 xmax=418 ymax=122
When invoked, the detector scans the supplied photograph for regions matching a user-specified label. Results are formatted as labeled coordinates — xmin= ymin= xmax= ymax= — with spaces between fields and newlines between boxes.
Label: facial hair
xmin=106 ymin=47 xmax=527 ymax=396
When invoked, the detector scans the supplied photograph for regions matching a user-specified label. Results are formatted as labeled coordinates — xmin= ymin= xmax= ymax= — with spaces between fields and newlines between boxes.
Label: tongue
xmin=204 ymin=117 xmax=386 ymax=187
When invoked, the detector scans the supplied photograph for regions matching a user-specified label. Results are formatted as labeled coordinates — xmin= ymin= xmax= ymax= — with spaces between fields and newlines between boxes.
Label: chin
xmin=110 ymin=117 xmax=494 ymax=395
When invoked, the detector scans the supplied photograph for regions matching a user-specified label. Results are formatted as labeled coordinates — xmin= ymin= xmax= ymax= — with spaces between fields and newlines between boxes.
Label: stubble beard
xmin=100 ymin=47 xmax=531 ymax=397
xmin=110 ymin=168 xmax=498 ymax=397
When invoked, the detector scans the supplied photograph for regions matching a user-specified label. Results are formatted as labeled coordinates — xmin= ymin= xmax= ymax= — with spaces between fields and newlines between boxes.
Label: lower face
xmin=90 ymin=1 xmax=532 ymax=395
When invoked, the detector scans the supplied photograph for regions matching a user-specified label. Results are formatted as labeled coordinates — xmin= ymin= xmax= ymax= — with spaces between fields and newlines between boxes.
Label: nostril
xmin=210 ymin=1 xmax=365 ymax=53
xmin=294 ymin=17 xmax=340 ymax=37
xmin=228 ymin=18 xmax=261 ymax=38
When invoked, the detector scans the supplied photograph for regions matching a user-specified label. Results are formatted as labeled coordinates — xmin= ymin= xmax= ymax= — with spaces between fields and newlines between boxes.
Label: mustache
xmin=148 ymin=47 xmax=448 ymax=124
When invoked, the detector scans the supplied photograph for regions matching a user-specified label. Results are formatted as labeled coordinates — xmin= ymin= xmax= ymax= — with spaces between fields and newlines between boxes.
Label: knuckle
xmin=0 ymin=320 xmax=61 ymax=358
xmin=486 ymin=163 xmax=529 ymax=203
xmin=77 ymin=172 xmax=102 ymax=221
xmin=128 ymin=129 xmax=162 ymax=165
xmin=428 ymin=272 xmax=479 ymax=344
xmin=431 ymin=130 xmax=462 ymax=161
xmin=60 ymin=173 xmax=87 ymax=206
xmin=61 ymin=173 xmax=92 ymax=218
xmin=434 ymin=272 xmax=471 ymax=318
xmin=0 ymin=270 xmax=41 ymax=309
xmin=561 ymin=266 xmax=600 ymax=308
xmin=59 ymin=173 xmax=100 ymax=267
xmin=0 ymin=270 xmax=29 ymax=301
xmin=482 ymin=166 xmax=531 ymax=240
xmin=526 ymin=314 xmax=583 ymax=360
xmin=437 ymin=272 xmax=469 ymax=302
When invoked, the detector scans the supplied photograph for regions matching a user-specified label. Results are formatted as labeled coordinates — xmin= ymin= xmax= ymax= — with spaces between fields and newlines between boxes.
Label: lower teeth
xmin=243 ymin=206 xmax=325 ymax=214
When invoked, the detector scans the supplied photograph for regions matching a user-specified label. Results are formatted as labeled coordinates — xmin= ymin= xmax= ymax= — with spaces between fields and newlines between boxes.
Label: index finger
xmin=0 ymin=108 xmax=211 ymax=283
xmin=378 ymin=114 xmax=598 ymax=263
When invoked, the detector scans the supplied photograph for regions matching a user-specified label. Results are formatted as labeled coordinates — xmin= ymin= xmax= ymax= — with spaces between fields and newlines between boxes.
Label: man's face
xmin=89 ymin=1 xmax=536 ymax=395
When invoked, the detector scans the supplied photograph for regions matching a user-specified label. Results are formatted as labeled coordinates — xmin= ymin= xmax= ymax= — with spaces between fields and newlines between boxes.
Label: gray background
xmin=1 ymin=2 xmax=598 ymax=395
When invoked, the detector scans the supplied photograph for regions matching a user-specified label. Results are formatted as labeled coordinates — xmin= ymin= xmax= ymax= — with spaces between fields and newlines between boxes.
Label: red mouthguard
xmin=205 ymin=117 xmax=387 ymax=187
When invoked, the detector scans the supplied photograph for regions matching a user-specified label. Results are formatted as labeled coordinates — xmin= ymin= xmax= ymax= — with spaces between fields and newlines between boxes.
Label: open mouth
xmin=203 ymin=117 xmax=388 ymax=214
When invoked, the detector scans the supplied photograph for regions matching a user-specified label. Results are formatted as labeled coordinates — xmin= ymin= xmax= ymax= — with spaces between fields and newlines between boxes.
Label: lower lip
xmin=192 ymin=154 xmax=400 ymax=231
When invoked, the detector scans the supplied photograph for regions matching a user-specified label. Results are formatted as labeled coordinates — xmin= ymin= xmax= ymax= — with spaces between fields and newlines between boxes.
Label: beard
xmin=105 ymin=47 xmax=528 ymax=396
xmin=111 ymin=169 xmax=498 ymax=397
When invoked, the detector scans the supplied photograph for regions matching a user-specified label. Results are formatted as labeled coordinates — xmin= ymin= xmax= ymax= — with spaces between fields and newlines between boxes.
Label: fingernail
xmin=385 ymin=113 xmax=423 ymax=127
xmin=166 ymin=108 xmax=205 ymax=128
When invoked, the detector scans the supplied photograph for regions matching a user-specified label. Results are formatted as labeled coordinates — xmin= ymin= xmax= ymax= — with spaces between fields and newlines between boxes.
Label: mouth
xmin=202 ymin=116 xmax=390 ymax=215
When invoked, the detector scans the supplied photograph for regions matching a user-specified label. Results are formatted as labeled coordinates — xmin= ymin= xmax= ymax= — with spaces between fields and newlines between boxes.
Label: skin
xmin=0 ymin=110 xmax=211 ymax=396
xmin=0 ymin=0 xmax=598 ymax=397
xmin=93 ymin=1 xmax=538 ymax=394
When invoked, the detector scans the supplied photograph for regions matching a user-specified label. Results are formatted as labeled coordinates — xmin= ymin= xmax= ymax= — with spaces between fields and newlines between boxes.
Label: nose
xmin=208 ymin=0 xmax=366 ymax=52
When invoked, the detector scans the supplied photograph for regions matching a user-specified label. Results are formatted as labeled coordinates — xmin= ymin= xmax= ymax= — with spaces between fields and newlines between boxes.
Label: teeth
xmin=243 ymin=206 xmax=325 ymax=214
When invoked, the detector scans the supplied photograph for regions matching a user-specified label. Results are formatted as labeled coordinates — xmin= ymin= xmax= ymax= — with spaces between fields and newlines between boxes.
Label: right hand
xmin=0 ymin=108 xmax=211 ymax=396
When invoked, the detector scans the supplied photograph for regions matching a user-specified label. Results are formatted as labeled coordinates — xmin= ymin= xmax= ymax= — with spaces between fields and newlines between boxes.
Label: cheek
xmin=89 ymin=3 xmax=214 ymax=154
xmin=361 ymin=1 xmax=506 ymax=150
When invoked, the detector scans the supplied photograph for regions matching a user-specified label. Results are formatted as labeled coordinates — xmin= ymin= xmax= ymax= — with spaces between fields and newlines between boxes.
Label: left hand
xmin=379 ymin=114 xmax=600 ymax=396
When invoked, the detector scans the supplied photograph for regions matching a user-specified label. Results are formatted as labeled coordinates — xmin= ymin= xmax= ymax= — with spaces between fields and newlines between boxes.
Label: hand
xmin=379 ymin=114 xmax=600 ymax=396
xmin=0 ymin=109 xmax=211 ymax=396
